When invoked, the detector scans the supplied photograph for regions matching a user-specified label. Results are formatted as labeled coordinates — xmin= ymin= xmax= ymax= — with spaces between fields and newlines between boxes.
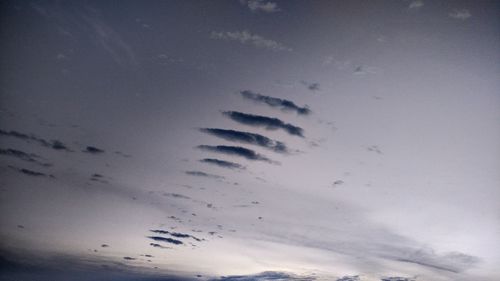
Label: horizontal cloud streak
xmin=147 ymin=236 xmax=183 ymax=245
xmin=0 ymin=148 xmax=51 ymax=167
xmin=240 ymin=90 xmax=310 ymax=115
xmin=200 ymin=158 xmax=245 ymax=170
xmin=197 ymin=145 xmax=272 ymax=162
xmin=185 ymin=170 xmax=225 ymax=179
xmin=200 ymin=128 xmax=289 ymax=153
xmin=210 ymin=30 xmax=291 ymax=52
xmin=0 ymin=129 xmax=71 ymax=151
xmin=222 ymin=111 xmax=304 ymax=137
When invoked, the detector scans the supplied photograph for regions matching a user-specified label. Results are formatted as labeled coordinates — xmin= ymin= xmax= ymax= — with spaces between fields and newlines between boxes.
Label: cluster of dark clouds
xmin=199 ymin=158 xmax=245 ymax=170
xmin=150 ymin=230 xmax=203 ymax=242
xmin=197 ymin=145 xmax=272 ymax=163
xmin=0 ymin=148 xmax=51 ymax=167
xmin=0 ymin=129 xmax=71 ymax=151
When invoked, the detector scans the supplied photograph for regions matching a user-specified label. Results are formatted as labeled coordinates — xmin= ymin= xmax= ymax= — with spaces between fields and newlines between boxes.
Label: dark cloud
xmin=222 ymin=111 xmax=304 ymax=137
xmin=185 ymin=170 xmax=225 ymax=179
xmin=336 ymin=276 xmax=360 ymax=281
xmin=83 ymin=146 xmax=105 ymax=154
xmin=367 ymin=145 xmax=382 ymax=154
xmin=199 ymin=158 xmax=245 ymax=170
xmin=100 ymin=244 xmax=109 ymax=248
xmin=0 ymin=148 xmax=51 ymax=166
xmin=163 ymin=193 xmax=191 ymax=200
xmin=0 ymin=129 xmax=71 ymax=151
xmin=239 ymin=90 xmax=311 ymax=115
xmin=212 ymin=271 xmax=316 ymax=281
xmin=150 ymin=230 xmax=203 ymax=242
xmin=149 ymin=243 xmax=169 ymax=249
xmin=197 ymin=145 xmax=272 ymax=162
xmin=380 ymin=278 xmax=415 ymax=281
xmin=8 ymin=165 xmax=50 ymax=177
xmin=122 ymin=257 xmax=136 ymax=260
xmin=300 ymin=81 xmax=320 ymax=91
xmin=200 ymin=128 xmax=289 ymax=153
xmin=148 ymin=236 xmax=183 ymax=245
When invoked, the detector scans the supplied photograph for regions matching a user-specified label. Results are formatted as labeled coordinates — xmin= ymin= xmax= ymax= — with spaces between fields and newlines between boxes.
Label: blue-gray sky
xmin=0 ymin=1 xmax=499 ymax=280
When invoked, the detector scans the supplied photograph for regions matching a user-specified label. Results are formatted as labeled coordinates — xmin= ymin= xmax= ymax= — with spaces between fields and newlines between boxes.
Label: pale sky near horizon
xmin=0 ymin=1 xmax=499 ymax=281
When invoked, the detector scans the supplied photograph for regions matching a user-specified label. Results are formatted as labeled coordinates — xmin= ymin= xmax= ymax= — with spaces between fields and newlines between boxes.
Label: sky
xmin=0 ymin=0 xmax=499 ymax=280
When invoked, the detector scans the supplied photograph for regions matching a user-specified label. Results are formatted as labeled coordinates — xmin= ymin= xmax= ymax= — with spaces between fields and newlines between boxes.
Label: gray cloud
xmin=197 ymin=145 xmax=272 ymax=162
xmin=8 ymin=165 xmax=51 ymax=177
xmin=200 ymin=128 xmax=289 ymax=153
xmin=240 ymin=90 xmax=311 ymax=115
xmin=147 ymin=236 xmax=183 ymax=245
xmin=0 ymin=129 xmax=71 ymax=151
xmin=199 ymin=158 xmax=245 ymax=170
xmin=0 ymin=148 xmax=51 ymax=167
xmin=381 ymin=278 xmax=415 ymax=281
xmin=336 ymin=276 xmax=360 ymax=281
xmin=408 ymin=1 xmax=424 ymax=10
xmin=185 ymin=170 xmax=225 ymax=179
xmin=83 ymin=146 xmax=105 ymax=154
xmin=211 ymin=271 xmax=316 ymax=281
xmin=210 ymin=30 xmax=291 ymax=52
xmin=240 ymin=0 xmax=280 ymax=13
xmin=222 ymin=111 xmax=304 ymax=137
xmin=150 ymin=230 xmax=203 ymax=242
xmin=449 ymin=9 xmax=471 ymax=20
xmin=300 ymin=81 xmax=320 ymax=91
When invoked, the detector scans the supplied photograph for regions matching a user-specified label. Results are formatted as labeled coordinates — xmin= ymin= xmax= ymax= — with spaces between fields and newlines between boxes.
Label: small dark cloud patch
xmin=148 ymin=236 xmax=183 ymax=245
xmin=200 ymin=158 xmax=244 ymax=170
xmin=197 ymin=145 xmax=273 ymax=163
xmin=222 ymin=111 xmax=304 ymax=137
xmin=337 ymin=276 xmax=360 ymax=281
xmin=200 ymin=128 xmax=289 ymax=153
xmin=240 ymin=90 xmax=311 ymax=115
xmin=90 ymin=173 xmax=108 ymax=184
xmin=101 ymin=244 xmax=109 ymax=248
xmin=367 ymin=145 xmax=382 ymax=154
xmin=123 ymin=257 xmax=136 ymax=260
xmin=150 ymin=230 xmax=203 ymax=242
xmin=185 ymin=170 xmax=225 ymax=179
xmin=0 ymin=148 xmax=51 ymax=167
xmin=301 ymin=81 xmax=320 ymax=91
xmin=17 ymin=225 xmax=25 ymax=229
xmin=381 ymin=278 xmax=415 ymax=281
xmin=84 ymin=146 xmax=105 ymax=154
xmin=149 ymin=243 xmax=169 ymax=249
xmin=213 ymin=271 xmax=316 ymax=281
xmin=0 ymin=129 xmax=71 ymax=151
xmin=333 ymin=180 xmax=344 ymax=186
xmin=8 ymin=165 xmax=50 ymax=177
xmin=163 ymin=193 xmax=191 ymax=200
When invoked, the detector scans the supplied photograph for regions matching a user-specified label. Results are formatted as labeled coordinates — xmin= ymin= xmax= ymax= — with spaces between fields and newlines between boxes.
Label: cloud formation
xmin=185 ymin=170 xmax=225 ymax=179
xmin=212 ymin=271 xmax=316 ymax=281
xmin=147 ymin=236 xmax=183 ymax=245
xmin=240 ymin=90 xmax=311 ymax=115
xmin=200 ymin=158 xmax=245 ymax=170
xmin=210 ymin=30 xmax=291 ymax=52
xmin=222 ymin=111 xmax=304 ymax=137
xmin=150 ymin=230 xmax=203 ymax=242
xmin=300 ymin=81 xmax=320 ymax=91
xmin=0 ymin=129 xmax=70 ymax=151
xmin=8 ymin=165 xmax=50 ymax=177
xmin=408 ymin=0 xmax=424 ymax=10
xmin=0 ymin=148 xmax=51 ymax=167
xmin=197 ymin=145 xmax=272 ymax=162
xmin=240 ymin=0 xmax=280 ymax=13
xmin=200 ymin=128 xmax=289 ymax=153
xmin=83 ymin=146 xmax=105 ymax=154
xmin=449 ymin=9 xmax=471 ymax=20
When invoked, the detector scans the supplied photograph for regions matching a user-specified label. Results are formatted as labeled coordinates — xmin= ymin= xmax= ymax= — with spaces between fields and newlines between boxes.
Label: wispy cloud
xmin=0 ymin=148 xmax=51 ymax=167
xmin=0 ymin=129 xmax=71 ymax=151
xmin=199 ymin=158 xmax=245 ymax=170
xmin=240 ymin=0 xmax=280 ymax=13
xmin=449 ymin=9 xmax=471 ymax=20
xmin=83 ymin=146 xmax=105 ymax=154
xmin=408 ymin=0 xmax=424 ymax=10
xmin=185 ymin=170 xmax=225 ymax=179
xmin=300 ymin=81 xmax=320 ymax=91
xmin=222 ymin=111 xmax=304 ymax=137
xmin=240 ymin=90 xmax=311 ymax=115
xmin=200 ymin=128 xmax=289 ymax=153
xmin=197 ymin=145 xmax=273 ymax=163
xmin=8 ymin=165 xmax=51 ymax=177
xmin=147 ymin=236 xmax=183 ymax=245
xmin=150 ymin=230 xmax=203 ymax=242
xmin=212 ymin=271 xmax=316 ymax=281
xmin=210 ymin=30 xmax=291 ymax=52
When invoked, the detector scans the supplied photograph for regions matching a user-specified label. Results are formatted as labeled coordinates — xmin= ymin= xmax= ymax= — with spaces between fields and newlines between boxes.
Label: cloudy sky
xmin=0 ymin=1 xmax=499 ymax=280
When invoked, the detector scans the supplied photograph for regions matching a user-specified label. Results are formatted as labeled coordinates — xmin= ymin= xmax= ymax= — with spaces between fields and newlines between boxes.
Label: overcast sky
xmin=0 ymin=1 xmax=499 ymax=281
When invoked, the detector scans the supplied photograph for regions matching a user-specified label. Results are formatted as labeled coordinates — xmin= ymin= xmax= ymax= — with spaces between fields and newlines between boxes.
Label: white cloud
xmin=408 ymin=0 xmax=424 ymax=10
xmin=449 ymin=9 xmax=471 ymax=20
xmin=210 ymin=30 xmax=292 ymax=52
xmin=240 ymin=0 xmax=280 ymax=13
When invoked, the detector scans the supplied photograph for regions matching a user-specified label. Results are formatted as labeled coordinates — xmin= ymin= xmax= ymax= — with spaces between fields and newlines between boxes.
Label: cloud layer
xmin=210 ymin=30 xmax=291 ymax=52
xmin=240 ymin=90 xmax=311 ymax=115
xmin=197 ymin=145 xmax=272 ymax=162
xmin=222 ymin=111 xmax=304 ymax=137
xmin=200 ymin=128 xmax=289 ymax=153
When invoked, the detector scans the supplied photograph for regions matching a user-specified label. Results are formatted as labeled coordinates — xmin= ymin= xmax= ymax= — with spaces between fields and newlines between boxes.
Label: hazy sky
xmin=1 ymin=1 xmax=499 ymax=280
